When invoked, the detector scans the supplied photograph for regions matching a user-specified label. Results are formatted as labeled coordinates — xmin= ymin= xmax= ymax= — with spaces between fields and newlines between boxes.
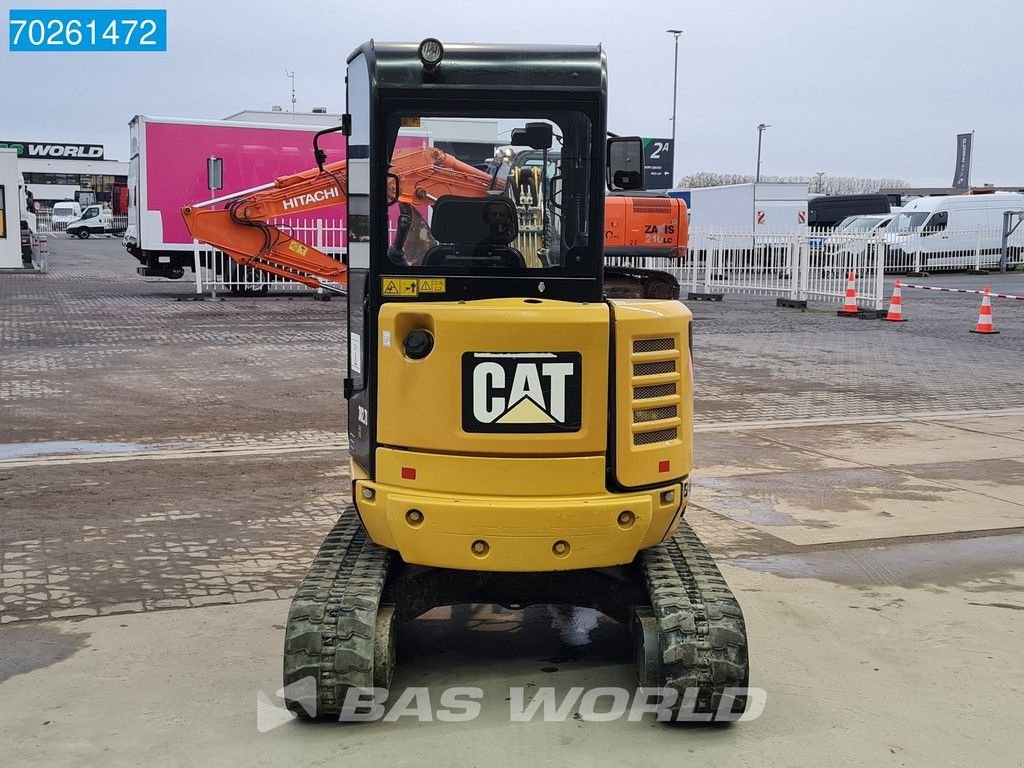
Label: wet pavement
xmin=1 ymin=238 xmax=1023 ymax=765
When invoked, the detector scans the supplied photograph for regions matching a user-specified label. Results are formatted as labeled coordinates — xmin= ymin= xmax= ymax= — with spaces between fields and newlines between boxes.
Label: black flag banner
xmin=952 ymin=133 xmax=973 ymax=189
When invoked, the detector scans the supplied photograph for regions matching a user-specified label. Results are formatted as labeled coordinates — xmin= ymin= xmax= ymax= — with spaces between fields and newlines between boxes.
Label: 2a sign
xmin=462 ymin=352 xmax=582 ymax=433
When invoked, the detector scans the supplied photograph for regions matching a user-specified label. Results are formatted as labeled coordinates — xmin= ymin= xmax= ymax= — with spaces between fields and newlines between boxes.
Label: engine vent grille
xmin=634 ymin=405 xmax=677 ymax=422
xmin=631 ymin=336 xmax=681 ymax=446
xmin=633 ymin=359 xmax=676 ymax=377
xmin=634 ymin=383 xmax=676 ymax=399
xmin=633 ymin=338 xmax=674 ymax=353
xmin=630 ymin=198 xmax=674 ymax=214
xmin=634 ymin=428 xmax=678 ymax=445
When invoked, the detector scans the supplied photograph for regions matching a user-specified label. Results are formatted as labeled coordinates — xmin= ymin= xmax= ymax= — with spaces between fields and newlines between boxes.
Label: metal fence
xmin=674 ymin=228 xmax=884 ymax=308
xmin=881 ymin=227 xmax=1024 ymax=274
xmin=34 ymin=210 xmax=129 ymax=236
xmin=667 ymin=226 xmax=1024 ymax=309
xmin=192 ymin=218 xmax=345 ymax=296
xmin=187 ymin=220 xmax=1023 ymax=303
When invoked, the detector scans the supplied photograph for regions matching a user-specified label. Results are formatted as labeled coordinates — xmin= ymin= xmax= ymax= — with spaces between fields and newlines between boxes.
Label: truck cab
xmin=66 ymin=204 xmax=114 ymax=239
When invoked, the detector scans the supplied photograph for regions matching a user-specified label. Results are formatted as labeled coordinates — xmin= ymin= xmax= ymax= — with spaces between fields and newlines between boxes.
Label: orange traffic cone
xmin=837 ymin=271 xmax=860 ymax=317
xmin=970 ymin=286 xmax=999 ymax=334
xmin=884 ymin=279 xmax=907 ymax=322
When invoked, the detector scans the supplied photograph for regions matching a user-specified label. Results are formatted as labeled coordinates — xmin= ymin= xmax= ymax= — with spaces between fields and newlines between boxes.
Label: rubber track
xmin=282 ymin=510 xmax=391 ymax=718
xmin=639 ymin=519 xmax=749 ymax=720
xmin=604 ymin=266 xmax=681 ymax=299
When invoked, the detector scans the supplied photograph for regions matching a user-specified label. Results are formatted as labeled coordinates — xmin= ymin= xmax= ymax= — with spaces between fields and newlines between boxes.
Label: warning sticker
xmin=418 ymin=278 xmax=446 ymax=293
xmin=288 ymin=241 xmax=309 ymax=257
xmin=382 ymin=278 xmax=418 ymax=297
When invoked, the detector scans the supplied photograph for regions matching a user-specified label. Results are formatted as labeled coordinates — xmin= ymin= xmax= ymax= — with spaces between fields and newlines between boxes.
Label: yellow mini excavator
xmin=183 ymin=38 xmax=749 ymax=722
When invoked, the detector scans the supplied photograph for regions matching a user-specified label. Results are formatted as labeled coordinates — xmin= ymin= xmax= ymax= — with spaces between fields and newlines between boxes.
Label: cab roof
xmin=351 ymin=40 xmax=607 ymax=94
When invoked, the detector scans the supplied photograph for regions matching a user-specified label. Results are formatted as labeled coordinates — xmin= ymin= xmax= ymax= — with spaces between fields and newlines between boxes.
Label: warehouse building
xmin=0 ymin=140 xmax=128 ymax=210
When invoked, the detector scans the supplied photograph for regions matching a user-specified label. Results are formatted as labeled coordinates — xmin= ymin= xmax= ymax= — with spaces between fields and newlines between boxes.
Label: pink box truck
xmin=123 ymin=115 xmax=347 ymax=280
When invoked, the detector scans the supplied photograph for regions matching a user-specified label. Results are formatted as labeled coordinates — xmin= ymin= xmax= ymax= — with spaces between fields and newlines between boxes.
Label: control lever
xmin=387 ymin=203 xmax=413 ymax=264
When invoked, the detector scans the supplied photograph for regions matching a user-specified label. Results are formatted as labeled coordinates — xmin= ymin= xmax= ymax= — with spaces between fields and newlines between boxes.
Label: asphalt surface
xmin=1 ymin=237 xmax=1022 ymax=766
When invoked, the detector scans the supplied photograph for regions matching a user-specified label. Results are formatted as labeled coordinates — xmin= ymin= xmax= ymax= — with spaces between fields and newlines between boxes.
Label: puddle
xmin=696 ymin=478 xmax=799 ymax=526
xmin=0 ymin=441 xmax=152 ymax=460
xmin=731 ymin=533 xmax=1024 ymax=588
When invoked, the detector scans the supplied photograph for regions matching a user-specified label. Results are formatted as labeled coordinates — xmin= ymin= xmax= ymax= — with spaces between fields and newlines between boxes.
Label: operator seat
xmin=423 ymin=195 xmax=525 ymax=269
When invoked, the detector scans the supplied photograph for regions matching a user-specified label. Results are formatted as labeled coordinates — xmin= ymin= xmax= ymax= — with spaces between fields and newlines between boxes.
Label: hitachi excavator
xmin=182 ymin=39 xmax=749 ymax=722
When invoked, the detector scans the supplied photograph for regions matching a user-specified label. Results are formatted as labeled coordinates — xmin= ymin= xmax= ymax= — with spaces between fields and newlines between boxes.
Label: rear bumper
xmin=353 ymin=450 xmax=685 ymax=572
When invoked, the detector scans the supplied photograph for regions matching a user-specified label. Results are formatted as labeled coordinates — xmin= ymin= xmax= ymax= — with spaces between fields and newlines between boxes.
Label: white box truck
xmin=677 ymin=183 xmax=808 ymax=273
xmin=681 ymin=182 xmax=809 ymax=232
xmin=124 ymin=115 xmax=346 ymax=280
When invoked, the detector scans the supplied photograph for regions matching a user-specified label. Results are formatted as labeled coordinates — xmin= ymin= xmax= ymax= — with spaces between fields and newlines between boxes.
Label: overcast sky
xmin=2 ymin=0 xmax=1021 ymax=186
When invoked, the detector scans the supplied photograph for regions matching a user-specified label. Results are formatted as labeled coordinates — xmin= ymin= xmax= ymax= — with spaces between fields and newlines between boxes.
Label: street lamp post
xmin=755 ymin=123 xmax=771 ymax=183
xmin=666 ymin=29 xmax=682 ymax=181
xmin=815 ymin=171 xmax=825 ymax=193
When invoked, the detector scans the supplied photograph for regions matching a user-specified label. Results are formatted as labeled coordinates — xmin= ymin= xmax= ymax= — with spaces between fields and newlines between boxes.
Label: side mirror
xmin=607 ymin=137 xmax=644 ymax=191
xmin=386 ymin=172 xmax=400 ymax=206
xmin=510 ymin=122 xmax=553 ymax=150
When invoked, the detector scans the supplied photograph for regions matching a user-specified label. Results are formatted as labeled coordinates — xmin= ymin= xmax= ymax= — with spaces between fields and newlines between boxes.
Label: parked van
xmin=50 ymin=201 xmax=82 ymax=230
xmin=808 ymin=194 xmax=890 ymax=229
xmin=831 ymin=213 xmax=894 ymax=265
xmin=66 ymin=204 xmax=114 ymax=239
xmin=885 ymin=192 xmax=1024 ymax=270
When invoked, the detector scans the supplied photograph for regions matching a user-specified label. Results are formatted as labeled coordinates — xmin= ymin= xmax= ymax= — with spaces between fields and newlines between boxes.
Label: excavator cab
xmin=278 ymin=40 xmax=749 ymax=723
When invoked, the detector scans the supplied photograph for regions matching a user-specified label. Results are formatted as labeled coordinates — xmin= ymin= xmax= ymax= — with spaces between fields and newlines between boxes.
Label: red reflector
xmin=401 ymin=467 xmax=416 ymax=480
xmin=658 ymin=460 xmax=671 ymax=473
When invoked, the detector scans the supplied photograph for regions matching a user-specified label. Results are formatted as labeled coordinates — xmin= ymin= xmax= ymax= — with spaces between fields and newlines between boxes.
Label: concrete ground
xmin=1 ymin=239 xmax=1023 ymax=766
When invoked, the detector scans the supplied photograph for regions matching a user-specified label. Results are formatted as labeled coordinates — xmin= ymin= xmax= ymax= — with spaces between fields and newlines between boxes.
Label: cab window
xmin=381 ymin=111 xmax=593 ymax=273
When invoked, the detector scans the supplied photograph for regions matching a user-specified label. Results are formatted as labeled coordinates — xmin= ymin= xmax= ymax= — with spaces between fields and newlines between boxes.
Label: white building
xmin=0 ymin=140 xmax=128 ymax=209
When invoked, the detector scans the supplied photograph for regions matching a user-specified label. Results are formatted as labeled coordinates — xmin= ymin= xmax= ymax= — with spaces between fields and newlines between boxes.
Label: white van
xmin=50 ymin=201 xmax=82 ymax=230
xmin=66 ymin=204 xmax=113 ymax=239
xmin=885 ymin=192 xmax=1024 ymax=270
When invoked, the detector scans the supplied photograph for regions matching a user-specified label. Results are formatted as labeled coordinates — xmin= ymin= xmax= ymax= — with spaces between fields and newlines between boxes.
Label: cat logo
xmin=462 ymin=352 xmax=582 ymax=433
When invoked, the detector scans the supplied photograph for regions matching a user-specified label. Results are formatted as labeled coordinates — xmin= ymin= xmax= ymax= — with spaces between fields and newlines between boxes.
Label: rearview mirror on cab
xmin=510 ymin=122 xmax=553 ymax=150
xmin=607 ymin=137 xmax=644 ymax=191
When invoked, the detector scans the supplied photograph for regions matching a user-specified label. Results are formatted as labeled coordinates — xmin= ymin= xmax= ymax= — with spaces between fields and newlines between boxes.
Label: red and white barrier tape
xmin=898 ymin=283 xmax=1024 ymax=301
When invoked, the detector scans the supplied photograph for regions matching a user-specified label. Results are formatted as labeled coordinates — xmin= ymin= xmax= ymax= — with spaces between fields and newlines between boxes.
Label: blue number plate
xmin=9 ymin=9 xmax=167 ymax=52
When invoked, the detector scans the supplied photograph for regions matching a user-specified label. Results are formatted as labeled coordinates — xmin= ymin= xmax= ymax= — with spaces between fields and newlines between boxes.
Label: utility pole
xmin=755 ymin=123 xmax=771 ymax=183
xmin=666 ymin=29 xmax=682 ymax=182
xmin=815 ymin=171 xmax=825 ymax=193
xmin=285 ymin=70 xmax=296 ymax=112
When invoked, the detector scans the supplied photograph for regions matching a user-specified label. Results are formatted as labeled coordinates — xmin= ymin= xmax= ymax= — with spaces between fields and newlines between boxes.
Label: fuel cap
xmin=403 ymin=329 xmax=434 ymax=359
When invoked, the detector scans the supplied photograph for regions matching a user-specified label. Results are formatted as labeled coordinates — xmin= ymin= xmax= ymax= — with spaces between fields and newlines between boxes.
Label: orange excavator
xmin=182 ymin=144 xmax=687 ymax=298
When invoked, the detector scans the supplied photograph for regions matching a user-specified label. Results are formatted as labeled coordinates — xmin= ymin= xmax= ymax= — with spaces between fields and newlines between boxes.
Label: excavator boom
xmin=181 ymin=147 xmax=501 ymax=292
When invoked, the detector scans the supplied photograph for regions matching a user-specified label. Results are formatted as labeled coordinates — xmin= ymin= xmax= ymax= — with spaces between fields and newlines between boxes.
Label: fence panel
xmin=192 ymin=218 xmax=346 ymax=296
xmin=34 ymin=211 xmax=129 ymax=236
xmin=884 ymin=226 xmax=1023 ymax=274
xmin=684 ymin=229 xmax=803 ymax=299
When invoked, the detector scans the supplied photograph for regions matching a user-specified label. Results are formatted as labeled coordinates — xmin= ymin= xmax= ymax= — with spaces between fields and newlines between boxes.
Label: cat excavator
xmin=182 ymin=39 xmax=749 ymax=723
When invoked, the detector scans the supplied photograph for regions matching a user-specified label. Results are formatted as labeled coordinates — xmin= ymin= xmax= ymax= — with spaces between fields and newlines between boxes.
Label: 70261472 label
xmin=8 ymin=9 xmax=167 ymax=52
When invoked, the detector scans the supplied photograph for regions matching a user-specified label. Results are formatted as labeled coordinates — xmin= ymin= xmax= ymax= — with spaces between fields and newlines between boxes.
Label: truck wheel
xmin=76 ymin=229 xmax=90 ymax=240
xmin=168 ymin=267 xmax=185 ymax=280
